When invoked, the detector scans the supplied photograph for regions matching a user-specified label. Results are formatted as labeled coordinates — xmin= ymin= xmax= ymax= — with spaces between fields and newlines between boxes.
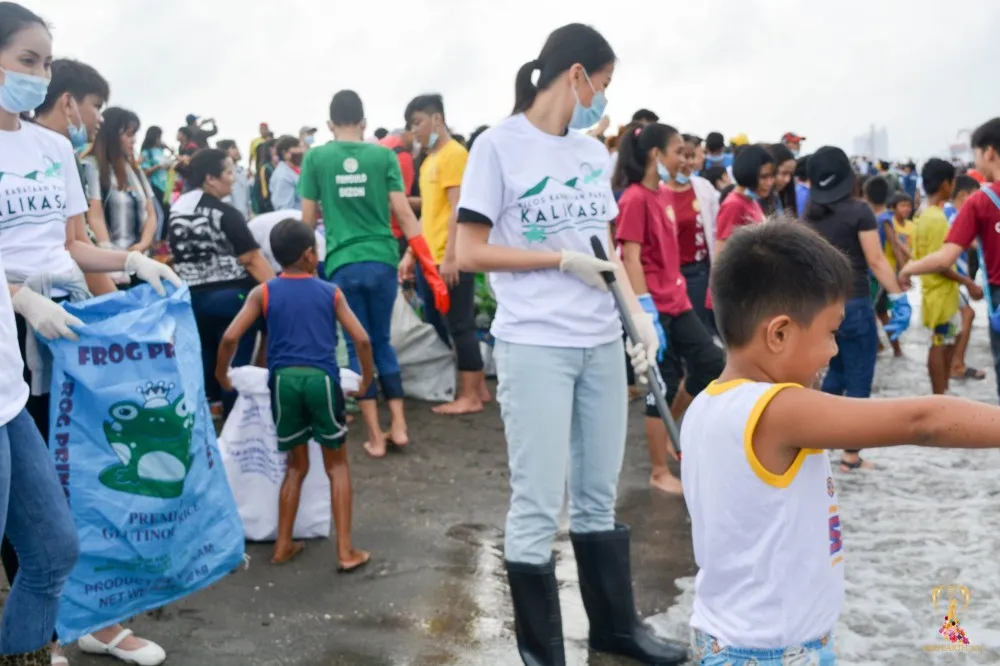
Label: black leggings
xmin=645 ymin=309 xmax=725 ymax=417
xmin=416 ymin=267 xmax=483 ymax=372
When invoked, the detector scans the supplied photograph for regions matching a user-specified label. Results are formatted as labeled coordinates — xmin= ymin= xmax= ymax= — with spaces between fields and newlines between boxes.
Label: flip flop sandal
xmin=337 ymin=554 xmax=371 ymax=574
xmin=386 ymin=437 xmax=411 ymax=452
xmin=51 ymin=657 xmax=69 ymax=666
xmin=965 ymin=367 xmax=987 ymax=380
xmin=839 ymin=457 xmax=867 ymax=472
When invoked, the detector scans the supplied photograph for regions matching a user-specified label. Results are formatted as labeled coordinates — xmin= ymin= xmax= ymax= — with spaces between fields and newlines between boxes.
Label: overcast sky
xmin=19 ymin=0 xmax=999 ymax=161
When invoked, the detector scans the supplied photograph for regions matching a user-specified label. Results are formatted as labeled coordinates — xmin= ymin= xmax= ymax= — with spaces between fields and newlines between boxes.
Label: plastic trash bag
xmin=217 ymin=366 xmax=332 ymax=541
xmin=42 ymin=284 xmax=245 ymax=642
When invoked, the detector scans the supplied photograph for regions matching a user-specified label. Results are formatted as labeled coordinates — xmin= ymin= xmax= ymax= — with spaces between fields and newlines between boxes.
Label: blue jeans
xmin=191 ymin=286 xmax=259 ymax=414
xmin=821 ymin=296 xmax=878 ymax=455
xmin=693 ymin=629 xmax=836 ymax=665
xmin=0 ymin=409 xmax=80 ymax=654
xmin=331 ymin=262 xmax=403 ymax=400
xmin=496 ymin=339 xmax=627 ymax=564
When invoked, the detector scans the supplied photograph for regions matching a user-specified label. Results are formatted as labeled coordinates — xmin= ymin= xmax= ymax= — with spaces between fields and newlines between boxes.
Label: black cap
xmin=807 ymin=146 xmax=854 ymax=205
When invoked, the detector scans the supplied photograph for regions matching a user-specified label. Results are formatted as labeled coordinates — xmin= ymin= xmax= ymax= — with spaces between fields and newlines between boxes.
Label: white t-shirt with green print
xmin=458 ymin=114 xmax=621 ymax=348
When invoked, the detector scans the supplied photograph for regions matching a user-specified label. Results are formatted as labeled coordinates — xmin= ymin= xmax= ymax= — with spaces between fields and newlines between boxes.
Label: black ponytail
xmin=611 ymin=122 xmax=678 ymax=191
xmin=512 ymin=23 xmax=616 ymax=115
xmin=513 ymin=59 xmax=541 ymax=114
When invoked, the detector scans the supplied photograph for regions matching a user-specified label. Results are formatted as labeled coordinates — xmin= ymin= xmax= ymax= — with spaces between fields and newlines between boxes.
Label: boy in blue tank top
xmin=217 ymin=218 xmax=374 ymax=571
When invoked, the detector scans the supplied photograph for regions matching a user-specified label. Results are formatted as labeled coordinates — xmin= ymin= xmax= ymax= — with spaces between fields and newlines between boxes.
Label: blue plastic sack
xmin=42 ymin=284 xmax=245 ymax=643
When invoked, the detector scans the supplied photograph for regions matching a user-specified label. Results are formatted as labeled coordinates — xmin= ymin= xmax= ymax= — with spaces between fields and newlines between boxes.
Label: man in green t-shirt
xmin=298 ymin=89 xmax=449 ymax=459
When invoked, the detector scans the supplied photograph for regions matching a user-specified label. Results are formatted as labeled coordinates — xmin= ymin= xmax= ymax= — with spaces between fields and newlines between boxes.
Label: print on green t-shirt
xmin=298 ymin=141 xmax=405 ymax=278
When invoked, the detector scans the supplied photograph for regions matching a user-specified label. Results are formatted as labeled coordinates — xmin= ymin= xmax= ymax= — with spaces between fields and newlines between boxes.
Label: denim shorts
xmin=693 ymin=628 xmax=836 ymax=665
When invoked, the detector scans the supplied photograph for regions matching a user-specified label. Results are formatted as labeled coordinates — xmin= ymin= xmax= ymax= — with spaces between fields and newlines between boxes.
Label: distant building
xmin=852 ymin=125 xmax=889 ymax=161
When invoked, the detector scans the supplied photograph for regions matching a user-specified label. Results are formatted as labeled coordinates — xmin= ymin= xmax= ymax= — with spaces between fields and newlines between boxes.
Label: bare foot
xmin=628 ymin=386 xmax=645 ymax=402
xmin=432 ymin=397 xmax=484 ymax=415
xmin=346 ymin=413 xmax=355 ymax=424
xmin=271 ymin=541 xmax=305 ymax=564
xmin=364 ymin=435 xmax=388 ymax=458
xmin=479 ymin=381 xmax=493 ymax=403
xmin=389 ymin=423 xmax=410 ymax=448
xmin=650 ymin=471 xmax=683 ymax=495
xmin=337 ymin=549 xmax=371 ymax=573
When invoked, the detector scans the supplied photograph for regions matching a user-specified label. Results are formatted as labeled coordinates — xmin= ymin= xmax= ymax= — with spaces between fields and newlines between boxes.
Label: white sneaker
xmin=78 ymin=629 xmax=166 ymax=666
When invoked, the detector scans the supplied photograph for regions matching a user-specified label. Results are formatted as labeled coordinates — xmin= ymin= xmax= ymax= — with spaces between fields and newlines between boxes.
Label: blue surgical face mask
xmin=656 ymin=163 xmax=669 ymax=182
xmin=66 ymin=100 xmax=88 ymax=150
xmin=569 ymin=70 xmax=607 ymax=130
xmin=791 ymin=150 xmax=800 ymax=158
xmin=304 ymin=134 xmax=315 ymax=147
xmin=0 ymin=68 xmax=50 ymax=114
xmin=428 ymin=131 xmax=440 ymax=148
xmin=674 ymin=172 xmax=691 ymax=186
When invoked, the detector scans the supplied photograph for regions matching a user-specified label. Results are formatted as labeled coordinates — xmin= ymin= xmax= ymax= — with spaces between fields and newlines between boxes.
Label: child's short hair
xmin=920 ymin=158 xmax=956 ymax=196
xmin=971 ymin=117 xmax=1000 ymax=154
xmin=270 ymin=219 xmax=316 ymax=268
xmin=953 ymin=174 xmax=980 ymax=199
xmin=705 ymin=131 xmax=725 ymax=153
xmin=711 ymin=217 xmax=853 ymax=348
xmin=864 ymin=175 xmax=890 ymax=205
xmin=888 ymin=192 xmax=913 ymax=211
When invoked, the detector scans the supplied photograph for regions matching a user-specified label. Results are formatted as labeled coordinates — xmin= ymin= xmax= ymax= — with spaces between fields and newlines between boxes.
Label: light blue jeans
xmin=0 ymin=408 xmax=80 ymax=653
xmin=495 ymin=338 xmax=628 ymax=565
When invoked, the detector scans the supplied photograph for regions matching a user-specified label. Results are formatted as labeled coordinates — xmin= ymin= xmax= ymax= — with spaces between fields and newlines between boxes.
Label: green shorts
xmin=271 ymin=367 xmax=347 ymax=451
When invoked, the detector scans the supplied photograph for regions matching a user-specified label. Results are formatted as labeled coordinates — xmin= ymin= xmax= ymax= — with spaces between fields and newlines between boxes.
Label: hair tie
xmin=634 ymin=127 xmax=642 ymax=137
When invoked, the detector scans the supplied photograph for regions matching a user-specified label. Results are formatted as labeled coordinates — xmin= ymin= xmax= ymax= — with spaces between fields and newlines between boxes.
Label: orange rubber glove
xmin=408 ymin=235 xmax=451 ymax=315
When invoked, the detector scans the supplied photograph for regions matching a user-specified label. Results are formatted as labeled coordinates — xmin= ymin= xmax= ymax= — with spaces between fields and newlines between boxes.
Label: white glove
xmin=11 ymin=287 xmax=84 ymax=340
xmin=125 ymin=251 xmax=183 ymax=296
xmin=625 ymin=310 xmax=660 ymax=384
xmin=559 ymin=250 xmax=616 ymax=291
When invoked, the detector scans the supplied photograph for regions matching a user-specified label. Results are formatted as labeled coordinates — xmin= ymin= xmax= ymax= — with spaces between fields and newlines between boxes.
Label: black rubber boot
xmin=571 ymin=523 xmax=689 ymax=665
xmin=505 ymin=558 xmax=567 ymax=666
xmin=0 ymin=647 xmax=51 ymax=665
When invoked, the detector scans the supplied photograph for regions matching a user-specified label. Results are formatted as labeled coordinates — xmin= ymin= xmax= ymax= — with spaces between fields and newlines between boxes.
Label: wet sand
xmin=11 ymin=290 xmax=1000 ymax=665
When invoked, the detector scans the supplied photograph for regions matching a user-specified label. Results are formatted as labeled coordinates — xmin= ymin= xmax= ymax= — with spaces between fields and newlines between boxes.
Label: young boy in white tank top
xmin=681 ymin=217 xmax=1000 ymax=665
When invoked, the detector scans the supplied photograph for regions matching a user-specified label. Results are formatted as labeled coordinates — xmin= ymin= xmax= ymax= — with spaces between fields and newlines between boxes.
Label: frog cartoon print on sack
xmin=99 ymin=381 xmax=195 ymax=499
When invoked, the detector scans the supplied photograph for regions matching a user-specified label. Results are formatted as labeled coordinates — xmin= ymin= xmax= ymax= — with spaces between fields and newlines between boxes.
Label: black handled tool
xmin=590 ymin=236 xmax=682 ymax=454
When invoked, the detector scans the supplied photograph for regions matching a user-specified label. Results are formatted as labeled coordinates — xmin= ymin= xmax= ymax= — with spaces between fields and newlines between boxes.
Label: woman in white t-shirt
xmin=0 ymin=5 xmax=178 ymax=664
xmin=454 ymin=23 xmax=687 ymax=666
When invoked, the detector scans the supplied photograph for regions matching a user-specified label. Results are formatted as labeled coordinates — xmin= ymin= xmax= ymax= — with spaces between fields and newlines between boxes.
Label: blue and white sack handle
xmin=977 ymin=187 xmax=1000 ymax=320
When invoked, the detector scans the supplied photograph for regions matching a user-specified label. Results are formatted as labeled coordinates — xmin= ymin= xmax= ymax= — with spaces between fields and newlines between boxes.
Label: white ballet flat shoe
xmin=78 ymin=629 xmax=166 ymax=666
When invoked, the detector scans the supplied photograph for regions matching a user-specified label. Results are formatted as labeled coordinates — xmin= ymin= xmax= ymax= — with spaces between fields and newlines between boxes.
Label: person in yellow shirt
xmin=912 ymin=159 xmax=981 ymax=394
xmin=885 ymin=192 xmax=915 ymax=270
xmin=402 ymin=94 xmax=489 ymax=414
xmin=248 ymin=122 xmax=273 ymax=174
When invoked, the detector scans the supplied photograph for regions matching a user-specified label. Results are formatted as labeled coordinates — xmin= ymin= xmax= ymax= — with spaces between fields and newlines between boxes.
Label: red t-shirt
xmin=715 ymin=191 xmax=765 ymax=242
xmin=615 ymin=183 xmax=692 ymax=316
xmin=663 ymin=186 xmax=707 ymax=265
xmin=379 ymin=136 xmax=415 ymax=238
xmin=946 ymin=182 xmax=1000 ymax=285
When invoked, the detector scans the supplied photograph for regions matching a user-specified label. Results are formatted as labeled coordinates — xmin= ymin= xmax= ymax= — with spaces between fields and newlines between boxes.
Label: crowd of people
xmin=4 ymin=2 xmax=1000 ymax=665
